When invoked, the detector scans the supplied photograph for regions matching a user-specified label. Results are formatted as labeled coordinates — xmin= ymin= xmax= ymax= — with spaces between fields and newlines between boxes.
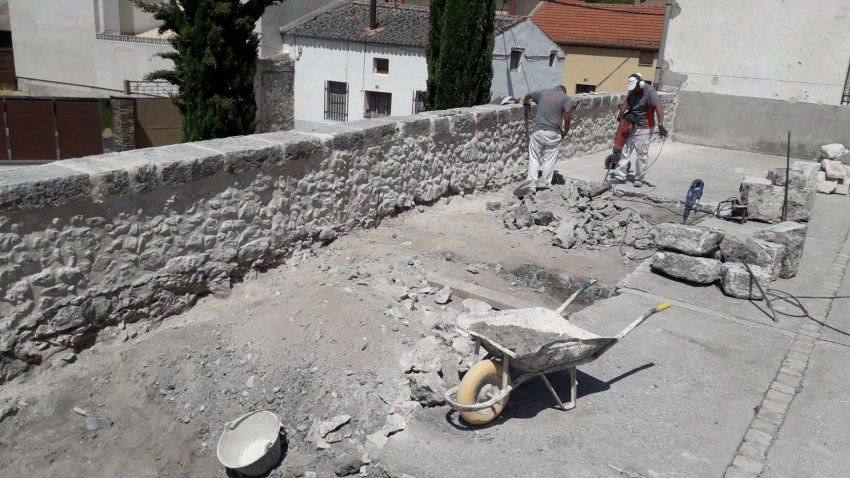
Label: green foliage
xmin=134 ymin=0 xmax=282 ymax=141
xmin=425 ymin=0 xmax=496 ymax=110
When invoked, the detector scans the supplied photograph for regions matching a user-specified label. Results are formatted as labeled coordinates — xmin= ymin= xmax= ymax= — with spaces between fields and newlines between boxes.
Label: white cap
xmin=627 ymin=76 xmax=639 ymax=91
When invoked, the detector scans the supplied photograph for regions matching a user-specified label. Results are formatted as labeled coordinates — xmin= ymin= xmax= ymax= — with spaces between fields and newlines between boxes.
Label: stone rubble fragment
xmin=462 ymin=298 xmax=492 ymax=313
xmin=821 ymin=159 xmax=847 ymax=182
xmin=654 ymin=223 xmax=724 ymax=256
xmin=752 ymin=221 xmax=807 ymax=279
xmin=820 ymin=143 xmax=848 ymax=160
xmin=739 ymin=176 xmax=813 ymax=223
xmin=434 ymin=286 xmax=452 ymax=305
xmin=650 ymin=251 xmax=722 ymax=284
xmin=399 ymin=336 xmax=443 ymax=373
xmin=743 ymin=238 xmax=785 ymax=281
xmin=408 ymin=371 xmax=446 ymax=407
xmin=816 ymin=181 xmax=837 ymax=194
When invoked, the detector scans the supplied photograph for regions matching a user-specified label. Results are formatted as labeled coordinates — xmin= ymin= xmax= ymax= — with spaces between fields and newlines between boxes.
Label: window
xmin=365 ymin=91 xmax=392 ymax=118
xmin=510 ymin=49 xmax=523 ymax=71
xmin=325 ymin=81 xmax=348 ymax=122
xmin=638 ymin=51 xmax=656 ymax=67
xmin=576 ymin=84 xmax=596 ymax=94
xmin=374 ymin=58 xmax=389 ymax=75
xmin=413 ymin=90 xmax=427 ymax=114
xmin=549 ymin=50 xmax=558 ymax=67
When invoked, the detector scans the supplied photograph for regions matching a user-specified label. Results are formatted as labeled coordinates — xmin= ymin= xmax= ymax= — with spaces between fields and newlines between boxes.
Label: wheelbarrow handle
xmin=615 ymin=301 xmax=672 ymax=341
xmin=556 ymin=279 xmax=598 ymax=316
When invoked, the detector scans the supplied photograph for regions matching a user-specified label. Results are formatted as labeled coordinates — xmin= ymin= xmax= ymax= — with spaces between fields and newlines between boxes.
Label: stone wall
xmin=110 ymin=97 xmax=136 ymax=152
xmin=0 ymin=95 xmax=676 ymax=383
xmin=255 ymin=55 xmax=295 ymax=133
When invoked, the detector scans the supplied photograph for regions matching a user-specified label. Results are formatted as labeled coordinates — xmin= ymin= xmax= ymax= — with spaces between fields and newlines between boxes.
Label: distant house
xmin=532 ymin=1 xmax=665 ymax=95
xmin=280 ymin=0 xmax=555 ymax=124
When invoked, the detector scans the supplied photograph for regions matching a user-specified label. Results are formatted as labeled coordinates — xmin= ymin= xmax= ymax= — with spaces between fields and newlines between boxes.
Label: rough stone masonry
xmin=0 ymin=94 xmax=678 ymax=383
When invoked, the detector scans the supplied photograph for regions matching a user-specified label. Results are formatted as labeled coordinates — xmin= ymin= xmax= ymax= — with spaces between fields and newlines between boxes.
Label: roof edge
xmin=557 ymin=41 xmax=660 ymax=52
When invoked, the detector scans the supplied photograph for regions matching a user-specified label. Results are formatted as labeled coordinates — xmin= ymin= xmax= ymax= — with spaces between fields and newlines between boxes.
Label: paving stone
xmin=739 ymin=441 xmax=767 ymax=461
xmin=752 ymin=417 xmax=780 ymax=435
xmin=762 ymin=398 xmax=789 ymax=415
xmin=758 ymin=408 xmax=785 ymax=426
xmin=765 ymin=389 xmax=793 ymax=405
xmin=732 ymin=455 xmax=764 ymax=475
xmin=779 ymin=366 xmax=802 ymax=378
xmin=744 ymin=428 xmax=773 ymax=448
xmin=786 ymin=351 xmax=808 ymax=362
xmin=725 ymin=466 xmax=758 ymax=478
xmin=770 ymin=381 xmax=797 ymax=395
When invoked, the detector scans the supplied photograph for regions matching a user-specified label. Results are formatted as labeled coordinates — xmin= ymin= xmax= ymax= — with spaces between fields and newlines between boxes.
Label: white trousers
xmin=528 ymin=129 xmax=563 ymax=187
xmin=616 ymin=127 xmax=650 ymax=180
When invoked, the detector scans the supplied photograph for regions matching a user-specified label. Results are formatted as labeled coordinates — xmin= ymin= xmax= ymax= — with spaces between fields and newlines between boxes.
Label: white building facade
xmin=491 ymin=17 xmax=563 ymax=100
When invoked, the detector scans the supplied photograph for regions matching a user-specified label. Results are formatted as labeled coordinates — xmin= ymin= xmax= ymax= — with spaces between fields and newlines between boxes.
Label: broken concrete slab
xmin=654 ymin=223 xmax=724 ymax=256
xmin=753 ymin=221 xmax=807 ymax=279
xmin=721 ymin=263 xmax=770 ymax=300
xmin=821 ymin=159 xmax=847 ymax=182
xmin=399 ymin=336 xmax=444 ymax=374
xmin=650 ymin=252 xmax=722 ymax=284
xmin=744 ymin=237 xmax=786 ymax=281
xmin=552 ymin=219 xmax=578 ymax=249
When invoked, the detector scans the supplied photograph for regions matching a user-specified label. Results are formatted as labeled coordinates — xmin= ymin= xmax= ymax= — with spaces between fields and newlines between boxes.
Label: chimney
xmin=370 ymin=0 xmax=378 ymax=29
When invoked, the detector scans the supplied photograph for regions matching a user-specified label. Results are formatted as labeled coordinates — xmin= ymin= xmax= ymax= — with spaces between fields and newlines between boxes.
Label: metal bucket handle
xmin=225 ymin=409 xmax=282 ymax=431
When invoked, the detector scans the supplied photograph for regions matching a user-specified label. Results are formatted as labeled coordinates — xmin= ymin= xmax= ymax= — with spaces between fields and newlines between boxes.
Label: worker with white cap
xmin=609 ymin=73 xmax=668 ymax=187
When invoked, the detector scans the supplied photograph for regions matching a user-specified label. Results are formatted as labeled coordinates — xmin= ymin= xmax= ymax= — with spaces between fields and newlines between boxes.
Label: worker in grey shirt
xmin=523 ymin=85 xmax=572 ymax=191
xmin=610 ymin=73 xmax=668 ymax=187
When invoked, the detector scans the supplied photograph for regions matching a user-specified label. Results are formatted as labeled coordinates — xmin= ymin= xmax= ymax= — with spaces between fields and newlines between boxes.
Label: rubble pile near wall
xmin=785 ymin=143 xmax=850 ymax=196
xmin=649 ymin=221 xmax=807 ymax=299
xmin=500 ymin=181 xmax=656 ymax=251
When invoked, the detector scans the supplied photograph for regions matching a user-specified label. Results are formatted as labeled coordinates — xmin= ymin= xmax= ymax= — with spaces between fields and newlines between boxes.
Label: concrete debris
xmin=399 ymin=336 xmax=443 ymax=373
xmin=721 ymin=263 xmax=770 ymax=300
xmin=744 ymin=238 xmax=785 ymax=281
xmin=0 ymin=403 xmax=18 ymax=423
xmin=381 ymin=413 xmax=406 ymax=436
xmin=462 ymin=298 xmax=492 ymax=313
xmin=333 ymin=454 xmax=365 ymax=477
xmin=753 ymin=221 xmax=807 ymax=279
xmin=434 ymin=286 xmax=452 ymax=305
xmin=408 ymin=372 xmax=446 ymax=407
xmin=485 ymin=201 xmax=502 ymax=211
xmin=552 ymin=219 xmax=578 ymax=249
xmin=654 ymin=223 xmax=724 ymax=256
xmin=820 ymin=143 xmax=848 ymax=160
xmin=318 ymin=414 xmax=351 ymax=438
xmin=650 ymin=252 xmax=722 ymax=284
xmin=365 ymin=432 xmax=389 ymax=455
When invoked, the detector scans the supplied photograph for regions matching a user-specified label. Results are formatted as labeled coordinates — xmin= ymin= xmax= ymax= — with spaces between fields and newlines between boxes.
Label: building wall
xmin=283 ymin=36 xmax=427 ymax=123
xmin=661 ymin=0 xmax=850 ymax=105
xmin=561 ymin=45 xmax=657 ymax=95
xmin=9 ymin=0 xmax=172 ymax=97
xmin=258 ymin=0 xmax=339 ymax=58
xmin=491 ymin=19 xmax=563 ymax=99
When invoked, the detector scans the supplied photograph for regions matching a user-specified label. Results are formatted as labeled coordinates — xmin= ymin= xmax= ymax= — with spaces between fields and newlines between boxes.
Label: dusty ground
xmin=0 ymin=178 xmax=683 ymax=477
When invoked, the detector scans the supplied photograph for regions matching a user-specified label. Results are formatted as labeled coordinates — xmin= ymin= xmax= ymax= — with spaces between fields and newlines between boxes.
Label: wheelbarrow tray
xmin=458 ymin=307 xmax=618 ymax=373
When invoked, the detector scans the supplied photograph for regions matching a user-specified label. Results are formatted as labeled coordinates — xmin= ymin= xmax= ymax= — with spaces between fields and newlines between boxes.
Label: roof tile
xmin=532 ymin=1 xmax=665 ymax=50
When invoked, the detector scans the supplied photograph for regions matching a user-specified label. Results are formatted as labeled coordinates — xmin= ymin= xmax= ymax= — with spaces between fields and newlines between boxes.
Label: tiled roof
xmin=532 ymin=1 xmax=665 ymax=50
xmin=284 ymin=1 xmax=526 ymax=48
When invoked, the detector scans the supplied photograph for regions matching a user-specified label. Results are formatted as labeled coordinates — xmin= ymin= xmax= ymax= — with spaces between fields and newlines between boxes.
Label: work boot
xmin=609 ymin=170 xmax=627 ymax=182
xmin=633 ymin=179 xmax=643 ymax=188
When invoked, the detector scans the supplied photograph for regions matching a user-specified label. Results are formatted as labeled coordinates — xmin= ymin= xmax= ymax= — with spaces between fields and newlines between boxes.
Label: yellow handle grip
xmin=655 ymin=301 xmax=672 ymax=312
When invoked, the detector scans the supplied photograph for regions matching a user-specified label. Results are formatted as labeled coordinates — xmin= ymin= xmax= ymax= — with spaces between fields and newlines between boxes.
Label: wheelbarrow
xmin=445 ymin=280 xmax=671 ymax=425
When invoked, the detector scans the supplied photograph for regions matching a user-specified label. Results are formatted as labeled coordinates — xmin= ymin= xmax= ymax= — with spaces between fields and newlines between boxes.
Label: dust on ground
xmin=0 ymin=179 xmax=683 ymax=477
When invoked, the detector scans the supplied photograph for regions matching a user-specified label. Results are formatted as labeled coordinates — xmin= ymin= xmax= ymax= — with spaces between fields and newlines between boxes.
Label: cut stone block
xmin=820 ymin=143 xmax=848 ymax=160
xmin=744 ymin=237 xmax=785 ymax=280
xmin=721 ymin=263 xmax=770 ymax=300
xmin=821 ymin=159 xmax=847 ymax=182
xmin=650 ymin=251 xmax=722 ymax=284
xmin=753 ymin=221 xmax=807 ymax=279
xmin=836 ymin=183 xmax=849 ymax=195
xmin=719 ymin=234 xmax=748 ymax=262
xmin=816 ymin=181 xmax=837 ymax=194
xmin=792 ymin=161 xmax=820 ymax=188
xmin=654 ymin=223 xmax=724 ymax=256
xmin=740 ymin=176 xmax=813 ymax=223
xmin=766 ymin=167 xmax=806 ymax=189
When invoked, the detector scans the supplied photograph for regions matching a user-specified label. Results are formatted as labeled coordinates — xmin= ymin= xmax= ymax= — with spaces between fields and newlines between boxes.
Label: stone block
xmin=816 ymin=180 xmax=837 ymax=194
xmin=654 ymin=223 xmax=724 ymax=256
xmin=740 ymin=176 xmax=813 ymax=223
xmin=0 ymin=164 xmax=91 ymax=211
xmin=744 ymin=237 xmax=785 ymax=280
xmin=820 ymin=143 xmax=848 ymax=160
xmin=753 ymin=221 xmax=807 ymax=278
xmin=821 ymin=158 xmax=847 ymax=181
xmin=650 ymin=252 xmax=722 ymax=284
xmin=131 ymin=143 xmax=225 ymax=185
xmin=719 ymin=234 xmax=748 ymax=262
xmin=721 ymin=262 xmax=770 ymax=299
xmin=766 ymin=167 xmax=807 ymax=189
xmin=395 ymin=115 xmax=432 ymax=137
xmin=836 ymin=182 xmax=849 ymax=195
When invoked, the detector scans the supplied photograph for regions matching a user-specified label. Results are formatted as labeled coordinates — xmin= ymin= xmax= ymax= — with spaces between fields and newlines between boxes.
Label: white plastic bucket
xmin=216 ymin=410 xmax=283 ymax=477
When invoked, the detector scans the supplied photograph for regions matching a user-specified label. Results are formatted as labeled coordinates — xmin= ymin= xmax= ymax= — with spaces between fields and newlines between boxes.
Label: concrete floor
xmin=557 ymin=141 xmax=796 ymax=206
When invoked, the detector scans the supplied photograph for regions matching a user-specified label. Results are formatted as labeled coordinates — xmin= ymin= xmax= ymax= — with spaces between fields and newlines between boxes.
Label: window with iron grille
xmin=324 ymin=81 xmax=348 ymax=122
xmin=510 ymin=49 xmax=523 ymax=71
xmin=374 ymin=58 xmax=389 ymax=75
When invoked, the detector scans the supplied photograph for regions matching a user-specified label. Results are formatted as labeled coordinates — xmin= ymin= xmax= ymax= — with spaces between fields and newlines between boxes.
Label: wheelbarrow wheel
xmin=457 ymin=359 xmax=511 ymax=426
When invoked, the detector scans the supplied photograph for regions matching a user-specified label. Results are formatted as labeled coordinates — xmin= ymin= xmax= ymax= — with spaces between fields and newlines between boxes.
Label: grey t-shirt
xmin=531 ymin=88 xmax=571 ymax=132
xmin=625 ymin=84 xmax=660 ymax=129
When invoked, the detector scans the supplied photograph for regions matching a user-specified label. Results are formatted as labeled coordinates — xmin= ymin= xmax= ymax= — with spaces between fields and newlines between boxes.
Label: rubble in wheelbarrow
xmin=499 ymin=180 xmax=656 ymax=251
xmin=648 ymin=221 xmax=807 ymax=300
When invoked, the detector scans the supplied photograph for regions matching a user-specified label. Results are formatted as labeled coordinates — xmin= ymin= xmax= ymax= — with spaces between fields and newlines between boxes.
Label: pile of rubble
xmin=790 ymin=143 xmax=850 ymax=196
xmin=649 ymin=221 xmax=807 ymax=299
xmin=499 ymin=181 xmax=655 ymax=251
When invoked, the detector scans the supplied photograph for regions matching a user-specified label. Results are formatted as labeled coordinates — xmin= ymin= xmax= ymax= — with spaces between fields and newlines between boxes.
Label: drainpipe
xmin=370 ymin=0 xmax=378 ymax=29
xmin=654 ymin=0 xmax=673 ymax=88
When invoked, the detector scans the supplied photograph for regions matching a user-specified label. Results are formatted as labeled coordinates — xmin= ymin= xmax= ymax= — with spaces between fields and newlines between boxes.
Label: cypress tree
xmin=134 ymin=0 xmax=282 ymax=141
xmin=426 ymin=0 xmax=496 ymax=110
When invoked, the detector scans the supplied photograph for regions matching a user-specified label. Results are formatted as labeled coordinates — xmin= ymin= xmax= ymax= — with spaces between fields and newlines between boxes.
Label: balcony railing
xmin=95 ymin=32 xmax=171 ymax=46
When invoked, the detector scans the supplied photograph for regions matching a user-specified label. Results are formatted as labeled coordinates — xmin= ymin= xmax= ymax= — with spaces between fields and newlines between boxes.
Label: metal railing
xmin=324 ymin=81 xmax=348 ymax=123
xmin=95 ymin=32 xmax=171 ymax=46
xmin=124 ymin=80 xmax=179 ymax=98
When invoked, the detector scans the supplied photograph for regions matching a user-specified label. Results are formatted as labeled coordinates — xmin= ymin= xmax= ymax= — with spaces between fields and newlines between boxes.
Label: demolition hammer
xmin=682 ymin=179 xmax=704 ymax=224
